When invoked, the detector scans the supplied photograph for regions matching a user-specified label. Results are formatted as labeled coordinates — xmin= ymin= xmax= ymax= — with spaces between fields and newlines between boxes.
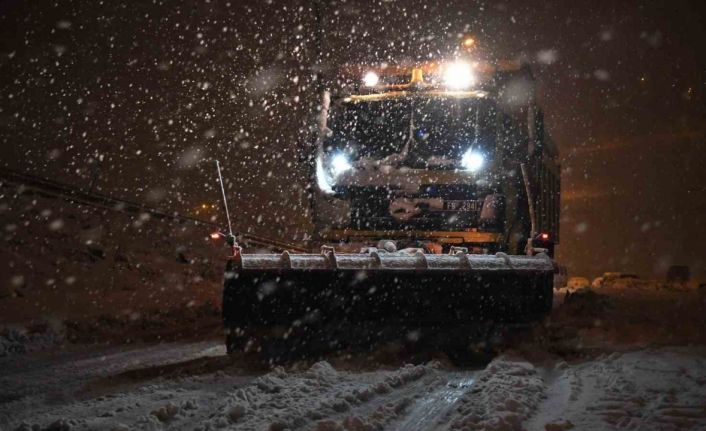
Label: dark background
xmin=1 ymin=0 xmax=705 ymax=280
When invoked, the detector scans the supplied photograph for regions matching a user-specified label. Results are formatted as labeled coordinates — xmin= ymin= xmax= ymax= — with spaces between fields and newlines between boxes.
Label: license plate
xmin=442 ymin=200 xmax=478 ymax=212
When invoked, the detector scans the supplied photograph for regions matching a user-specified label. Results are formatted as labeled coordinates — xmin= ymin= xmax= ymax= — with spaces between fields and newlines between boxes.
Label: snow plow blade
xmin=222 ymin=251 xmax=554 ymax=354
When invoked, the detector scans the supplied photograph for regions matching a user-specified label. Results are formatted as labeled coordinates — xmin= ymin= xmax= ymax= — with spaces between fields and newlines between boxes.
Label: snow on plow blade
xmin=222 ymin=251 xmax=555 ymax=344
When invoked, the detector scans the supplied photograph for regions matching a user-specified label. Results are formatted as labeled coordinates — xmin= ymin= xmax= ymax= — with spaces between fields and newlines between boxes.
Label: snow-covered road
xmin=2 ymin=339 xmax=705 ymax=430
xmin=0 ymin=339 xmax=480 ymax=430
xmin=3 ymin=280 xmax=706 ymax=430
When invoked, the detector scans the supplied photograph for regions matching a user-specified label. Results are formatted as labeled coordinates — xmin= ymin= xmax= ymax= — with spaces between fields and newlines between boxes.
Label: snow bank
xmin=64 ymin=300 xmax=220 ymax=344
xmin=0 ymin=300 xmax=220 ymax=358
xmin=561 ymin=287 xmax=612 ymax=316
xmin=544 ymin=281 xmax=706 ymax=352
xmin=0 ymin=191 xmax=222 ymax=328
xmin=0 ymin=321 xmax=64 ymax=357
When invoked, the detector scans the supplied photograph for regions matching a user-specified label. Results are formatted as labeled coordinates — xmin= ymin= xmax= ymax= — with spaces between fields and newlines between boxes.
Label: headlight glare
xmin=443 ymin=62 xmax=475 ymax=90
xmin=363 ymin=71 xmax=379 ymax=87
xmin=330 ymin=153 xmax=352 ymax=177
xmin=461 ymin=150 xmax=484 ymax=172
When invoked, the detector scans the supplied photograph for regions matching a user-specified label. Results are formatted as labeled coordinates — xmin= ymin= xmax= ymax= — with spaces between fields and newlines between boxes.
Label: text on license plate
xmin=442 ymin=200 xmax=479 ymax=212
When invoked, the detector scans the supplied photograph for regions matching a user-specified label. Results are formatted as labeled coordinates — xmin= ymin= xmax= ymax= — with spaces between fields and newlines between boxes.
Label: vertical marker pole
xmin=215 ymin=160 xmax=233 ymax=237
xmin=520 ymin=163 xmax=537 ymax=238
xmin=521 ymin=162 xmax=538 ymax=256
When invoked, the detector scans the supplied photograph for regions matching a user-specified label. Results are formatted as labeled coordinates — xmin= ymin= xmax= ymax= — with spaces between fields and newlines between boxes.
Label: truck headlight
xmin=330 ymin=153 xmax=352 ymax=177
xmin=461 ymin=149 xmax=484 ymax=172
xmin=316 ymin=153 xmax=353 ymax=194
xmin=443 ymin=62 xmax=475 ymax=90
xmin=363 ymin=71 xmax=379 ymax=87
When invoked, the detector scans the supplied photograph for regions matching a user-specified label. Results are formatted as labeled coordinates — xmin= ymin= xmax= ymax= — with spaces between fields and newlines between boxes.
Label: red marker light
xmin=541 ymin=233 xmax=549 ymax=240
xmin=210 ymin=232 xmax=221 ymax=240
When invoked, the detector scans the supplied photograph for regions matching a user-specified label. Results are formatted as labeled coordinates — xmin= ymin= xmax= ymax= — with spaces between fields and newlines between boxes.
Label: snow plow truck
xmin=220 ymin=39 xmax=560 ymax=359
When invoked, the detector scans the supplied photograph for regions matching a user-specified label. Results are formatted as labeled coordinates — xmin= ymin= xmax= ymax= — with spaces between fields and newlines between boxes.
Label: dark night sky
xmin=1 ymin=0 xmax=705 ymax=280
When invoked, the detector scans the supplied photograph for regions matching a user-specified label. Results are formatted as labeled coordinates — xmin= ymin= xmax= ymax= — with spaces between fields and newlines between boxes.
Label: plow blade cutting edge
xmin=222 ymin=251 xmax=555 ymax=354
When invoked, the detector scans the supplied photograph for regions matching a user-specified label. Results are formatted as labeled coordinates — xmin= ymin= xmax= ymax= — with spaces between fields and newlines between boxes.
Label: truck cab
xmin=312 ymin=58 xmax=560 ymax=255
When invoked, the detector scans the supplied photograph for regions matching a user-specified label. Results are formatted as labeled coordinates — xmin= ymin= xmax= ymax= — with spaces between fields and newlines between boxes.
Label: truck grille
xmin=347 ymin=185 xmax=484 ymax=231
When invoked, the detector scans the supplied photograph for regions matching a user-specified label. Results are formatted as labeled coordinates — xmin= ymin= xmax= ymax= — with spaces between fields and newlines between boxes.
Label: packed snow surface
xmin=2 ymin=342 xmax=705 ymax=430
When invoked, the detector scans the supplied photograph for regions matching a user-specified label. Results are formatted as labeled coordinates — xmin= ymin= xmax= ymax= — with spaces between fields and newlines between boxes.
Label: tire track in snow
xmin=389 ymin=372 xmax=476 ymax=431
xmin=217 ymin=362 xmax=440 ymax=431
xmin=300 ymin=368 xmax=441 ymax=431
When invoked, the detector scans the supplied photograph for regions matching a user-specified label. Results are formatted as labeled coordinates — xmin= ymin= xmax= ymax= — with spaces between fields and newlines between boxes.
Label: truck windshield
xmin=324 ymin=97 xmax=496 ymax=166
